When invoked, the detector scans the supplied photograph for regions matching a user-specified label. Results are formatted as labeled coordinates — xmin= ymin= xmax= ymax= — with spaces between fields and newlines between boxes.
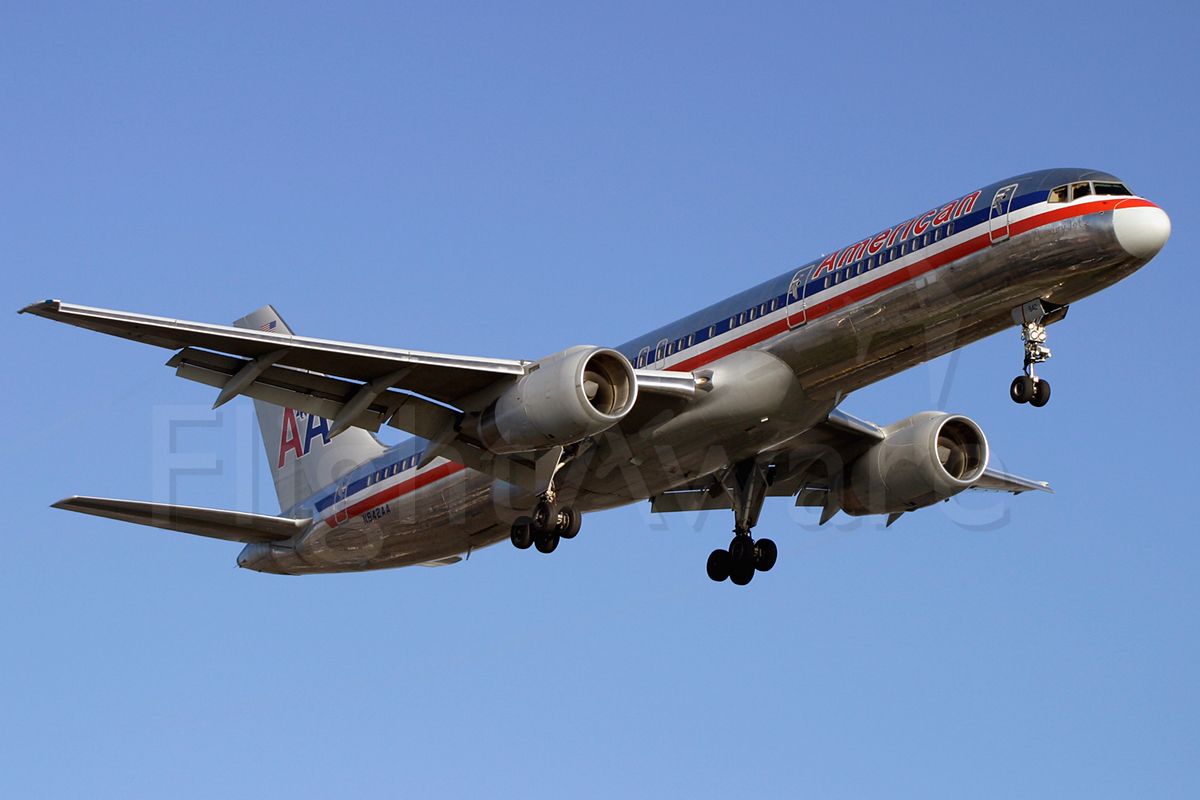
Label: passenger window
xmin=1048 ymin=185 xmax=1069 ymax=203
xmin=708 ymin=325 xmax=716 ymax=338
xmin=1093 ymin=182 xmax=1132 ymax=196
xmin=748 ymin=308 xmax=756 ymax=321
xmin=769 ymin=298 xmax=777 ymax=312
xmin=1070 ymin=181 xmax=1092 ymax=200
xmin=824 ymin=276 xmax=831 ymax=289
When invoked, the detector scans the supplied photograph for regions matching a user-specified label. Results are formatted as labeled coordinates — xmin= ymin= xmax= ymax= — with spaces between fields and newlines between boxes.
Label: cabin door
xmin=786 ymin=268 xmax=810 ymax=329
xmin=333 ymin=481 xmax=350 ymax=526
xmin=988 ymin=183 xmax=1019 ymax=244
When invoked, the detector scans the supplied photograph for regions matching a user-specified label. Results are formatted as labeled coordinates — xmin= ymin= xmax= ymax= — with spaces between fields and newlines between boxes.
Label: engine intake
xmin=479 ymin=346 xmax=637 ymax=454
xmin=842 ymin=412 xmax=989 ymax=515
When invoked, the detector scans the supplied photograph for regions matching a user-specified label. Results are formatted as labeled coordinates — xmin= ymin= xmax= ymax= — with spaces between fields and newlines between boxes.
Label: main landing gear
xmin=509 ymin=499 xmax=582 ymax=554
xmin=509 ymin=446 xmax=584 ymax=555
xmin=1009 ymin=300 xmax=1060 ymax=408
xmin=706 ymin=460 xmax=777 ymax=587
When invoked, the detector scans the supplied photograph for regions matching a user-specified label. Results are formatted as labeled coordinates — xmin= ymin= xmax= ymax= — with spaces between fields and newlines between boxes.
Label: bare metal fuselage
xmin=245 ymin=190 xmax=1153 ymax=575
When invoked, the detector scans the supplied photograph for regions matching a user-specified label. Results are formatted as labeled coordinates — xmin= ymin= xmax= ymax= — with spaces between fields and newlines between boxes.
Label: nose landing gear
xmin=1009 ymin=300 xmax=1065 ymax=408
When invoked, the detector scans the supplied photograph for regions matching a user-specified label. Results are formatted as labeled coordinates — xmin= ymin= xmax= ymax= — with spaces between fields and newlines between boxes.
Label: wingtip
xmin=50 ymin=496 xmax=81 ymax=511
xmin=18 ymin=299 xmax=62 ymax=316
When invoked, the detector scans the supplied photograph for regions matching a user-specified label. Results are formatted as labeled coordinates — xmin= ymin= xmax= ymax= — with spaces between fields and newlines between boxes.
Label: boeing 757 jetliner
xmin=22 ymin=168 xmax=1170 ymax=585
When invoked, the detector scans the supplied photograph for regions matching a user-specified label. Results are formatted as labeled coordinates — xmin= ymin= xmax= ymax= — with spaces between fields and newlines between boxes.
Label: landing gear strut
xmin=706 ymin=460 xmax=778 ymax=586
xmin=1010 ymin=300 xmax=1058 ymax=408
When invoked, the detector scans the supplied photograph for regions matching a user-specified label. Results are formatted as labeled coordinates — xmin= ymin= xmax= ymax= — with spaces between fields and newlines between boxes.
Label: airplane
xmin=21 ymin=167 xmax=1170 ymax=585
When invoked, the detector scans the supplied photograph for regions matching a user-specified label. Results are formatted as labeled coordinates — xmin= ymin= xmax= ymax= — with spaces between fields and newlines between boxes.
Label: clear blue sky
xmin=3 ymin=2 xmax=1197 ymax=797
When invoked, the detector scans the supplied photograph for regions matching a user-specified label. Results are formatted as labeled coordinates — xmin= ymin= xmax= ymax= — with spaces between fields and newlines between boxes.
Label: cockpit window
xmin=1093 ymin=182 xmax=1132 ymax=196
xmin=1048 ymin=185 xmax=1069 ymax=203
xmin=1070 ymin=181 xmax=1093 ymax=201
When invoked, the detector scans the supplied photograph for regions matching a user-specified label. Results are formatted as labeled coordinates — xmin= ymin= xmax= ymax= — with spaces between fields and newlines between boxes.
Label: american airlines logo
xmin=277 ymin=408 xmax=331 ymax=467
xmin=812 ymin=190 xmax=982 ymax=279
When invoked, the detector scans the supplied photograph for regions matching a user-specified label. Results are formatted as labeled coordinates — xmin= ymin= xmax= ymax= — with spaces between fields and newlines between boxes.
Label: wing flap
xmin=52 ymin=496 xmax=309 ymax=544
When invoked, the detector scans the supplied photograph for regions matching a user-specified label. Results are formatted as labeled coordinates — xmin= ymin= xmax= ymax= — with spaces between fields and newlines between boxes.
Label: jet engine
xmin=842 ymin=412 xmax=989 ymax=515
xmin=478 ymin=346 xmax=638 ymax=454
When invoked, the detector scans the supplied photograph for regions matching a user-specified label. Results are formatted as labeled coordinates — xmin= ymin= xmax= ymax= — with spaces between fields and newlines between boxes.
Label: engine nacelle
xmin=842 ymin=412 xmax=989 ymax=516
xmin=478 ymin=346 xmax=637 ymax=454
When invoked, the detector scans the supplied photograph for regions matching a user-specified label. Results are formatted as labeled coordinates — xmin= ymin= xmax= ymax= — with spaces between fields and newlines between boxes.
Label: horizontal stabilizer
xmin=51 ymin=496 xmax=310 ymax=544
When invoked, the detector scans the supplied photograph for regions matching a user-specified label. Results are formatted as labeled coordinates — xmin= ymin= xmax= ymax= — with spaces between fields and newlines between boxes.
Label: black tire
xmin=510 ymin=519 xmax=533 ymax=550
xmin=1010 ymin=375 xmax=1035 ymax=404
xmin=1030 ymin=378 xmax=1051 ymax=407
xmin=534 ymin=529 xmax=560 ymax=554
xmin=729 ymin=561 xmax=755 ymax=586
xmin=754 ymin=538 xmax=778 ymax=572
xmin=706 ymin=549 xmax=731 ymax=582
xmin=556 ymin=507 xmax=582 ymax=539
xmin=729 ymin=535 xmax=755 ymax=563
xmin=531 ymin=500 xmax=558 ymax=534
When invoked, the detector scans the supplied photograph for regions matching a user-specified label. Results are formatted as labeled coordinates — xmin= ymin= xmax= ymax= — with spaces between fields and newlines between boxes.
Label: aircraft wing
xmin=818 ymin=408 xmax=1052 ymax=495
xmin=52 ymin=496 xmax=309 ymax=544
xmin=20 ymin=299 xmax=530 ymax=408
xmin=650 ymin=407 xmax=1050 ymax=514
xmin=22 ymin=300 xmax=698 ymax=494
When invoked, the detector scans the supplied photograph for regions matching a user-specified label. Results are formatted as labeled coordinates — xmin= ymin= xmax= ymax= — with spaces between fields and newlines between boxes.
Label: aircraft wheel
xmin=534 ymin=529 xmax=560 ymax=554
xmin=706 ymin=549 xmax=731 ymax=582
xmin=1030 ymin=378 xmax=1051 ymax=408
xmin=729 ymin=535 xmax=755 ymax=563
xmin=1010 ymin=375 xmax=1035 ymax=404
xmin=729 ymin=561 xmax=755 ymax=586
xmin=754 ymin=538 xmax=778 ymax=572
xmin=510 ymin=519 xmax=534 ymax=550
xmin=556 ymin=507 xmax=582 ymax=539
xmin=531 ymin=499 xmax=558 ymax=535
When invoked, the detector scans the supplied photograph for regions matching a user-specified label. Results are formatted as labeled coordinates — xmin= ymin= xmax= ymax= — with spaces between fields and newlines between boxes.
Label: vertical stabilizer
xmin=232 ymin=306 xmax=386 ymax=513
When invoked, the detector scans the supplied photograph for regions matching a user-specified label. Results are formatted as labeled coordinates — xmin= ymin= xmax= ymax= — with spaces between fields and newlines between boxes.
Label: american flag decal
xmin=260 ymin=320 xmax=277 ymax=331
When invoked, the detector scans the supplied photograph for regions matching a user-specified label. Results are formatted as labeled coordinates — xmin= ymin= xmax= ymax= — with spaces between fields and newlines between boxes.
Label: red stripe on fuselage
xmin=671 ymin=197 xmax=1153 ymax=372
xmin=324 ymin=461 xmax=466 ymax=528
xmin=323 ymin=196 xmax=1156 ymax=517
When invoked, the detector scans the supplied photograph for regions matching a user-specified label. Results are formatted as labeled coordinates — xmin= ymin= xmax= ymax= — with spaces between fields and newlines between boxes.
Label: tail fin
xmin=233 ymin=306 xmax=386 ymax=513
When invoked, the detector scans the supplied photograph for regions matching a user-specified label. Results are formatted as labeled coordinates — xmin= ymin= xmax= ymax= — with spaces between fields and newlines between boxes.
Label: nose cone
xmin=1114 ymin=202 xmax=1171 ymax=259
